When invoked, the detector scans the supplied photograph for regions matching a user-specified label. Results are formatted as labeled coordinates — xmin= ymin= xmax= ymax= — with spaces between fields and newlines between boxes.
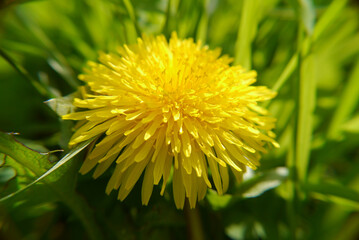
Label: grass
xmin=0 ymin=0 xmax=358 ymax=239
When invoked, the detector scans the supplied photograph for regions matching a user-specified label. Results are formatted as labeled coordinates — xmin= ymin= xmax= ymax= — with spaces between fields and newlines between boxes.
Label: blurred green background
xmin=0 ymin=0 xmax=359 ymax=239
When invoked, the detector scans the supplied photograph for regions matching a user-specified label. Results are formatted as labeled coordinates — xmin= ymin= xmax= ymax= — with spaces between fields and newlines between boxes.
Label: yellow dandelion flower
xmin=63 ymin=33 xmax=279 ymax=209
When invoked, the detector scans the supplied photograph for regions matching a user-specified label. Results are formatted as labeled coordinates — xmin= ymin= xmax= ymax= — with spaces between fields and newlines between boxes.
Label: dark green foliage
xmin=0 ymin=0 xmax=358 ymax=239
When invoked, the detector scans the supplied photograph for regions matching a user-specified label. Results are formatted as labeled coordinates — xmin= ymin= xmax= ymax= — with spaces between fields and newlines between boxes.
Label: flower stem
xmin=184 ymin=201 xmax=205 ymax=240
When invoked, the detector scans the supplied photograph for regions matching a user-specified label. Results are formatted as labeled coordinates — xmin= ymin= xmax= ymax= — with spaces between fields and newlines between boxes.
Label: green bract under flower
xmin=63 ymin=33 xmax=279 ymax=209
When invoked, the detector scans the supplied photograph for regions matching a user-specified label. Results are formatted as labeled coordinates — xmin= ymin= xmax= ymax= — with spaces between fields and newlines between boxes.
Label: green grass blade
xmin=234 ymin=0 xmax=279 ymax=68
xmin=123 ymin=0 xmax=141 ymax=36
xmin=234 ymin=0 xmax=256 ymax=69
xmin=296 ymin=53 xmax=316 ymax=183
xmin=303 ymin=182 xmax=359 ymax=209
xmin=298 ymin=0 xmax=316 ymax=35
xmin=328 ymin=59 xmax=359 ymax=138
xmin=15 ymin=8 xmax=79 ymax=89
xmin=195 ymin=0 xmax=209 ymax=43
xmin=313 ymin=0 xmax=348 ymax=41
xmin=0 ymin=48 xmax=51 ymax=98
xmin=271 ymin=53 xmax=299 ymax=93
xmin=342 ymin=115 xmax=359 ymax=134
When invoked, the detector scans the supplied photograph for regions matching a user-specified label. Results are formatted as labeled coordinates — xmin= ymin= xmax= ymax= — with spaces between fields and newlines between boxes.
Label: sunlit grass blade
xmin=271 ymin=54 xmax=299 ymax=93
xmin=122 ymin=0 xmax=141 ymax=37
xmin=296 ymin=53 xmax=316 ymax=183
xmin=298 ymin=0 xmax=316 ymax=35
xmin=328 ymin=59 xmax=359 ymax=138
xmin=234 ymin=0 xmax=256 ymax=69
xmin=234 ymin=0 xmax=279 ymax=68
xmin=162 ymin=0 xmax=173 ymax=36
xmin=285 ymin=122 xmax=299 ymax=238
xmin=195 ymin=0 xmax=209 ymax=43
xmin=313 ymin=0 xmax=348 ymax=41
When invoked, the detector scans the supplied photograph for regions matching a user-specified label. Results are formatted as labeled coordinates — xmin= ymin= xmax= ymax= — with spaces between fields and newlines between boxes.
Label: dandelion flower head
xmin=63 ymin=33 xmax=279 ymax=209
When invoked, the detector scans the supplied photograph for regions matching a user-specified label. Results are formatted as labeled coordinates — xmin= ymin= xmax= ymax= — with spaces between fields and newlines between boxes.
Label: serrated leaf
xmin=0 ymin=133 xmax=53 ymax=198
xmin=0 ymin=132 xmax=91 ymax=201
xmin=0 ymin=132 xmax=102 ymax=240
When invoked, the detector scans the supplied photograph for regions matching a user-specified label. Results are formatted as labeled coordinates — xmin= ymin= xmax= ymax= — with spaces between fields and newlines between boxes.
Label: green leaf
xmin=234 ymin=0 xmax=258 ymax=69
xmin=0 ymin=48 xmax=51 ymax=98
xmin=0 ymin=133 xmax=91 ymax=201
xmin=313 ymin=0 xmax=348 ymax=42
xmin=0 ymin=133 xmax=53 ymax=190
xmin=236 ymin=167 xmax=289 ymax=198
xmin=123 ymin=0 xmax=141 ymax=37
xmin=207 ymin=167 xmax=289 ymax=210
xmin=296 ymin=53 xmax=316 ymax=182
xmin=342 ymin=115 xmax=359 ymax=134
xmin=206 ymin=190 xmax=233 ymax=210
xmin=45 ymin=94 xmax=76 ymax=117
xmin=0 ymin=0 xmax=41 ymax=9
xmin=0 ymin=132 xmax=102 ymax=240
xmin=272 ymin=54 xmax=299 ymax=92
xmin=303 ymin=182 xmax=359 ymax=209
xmin=234 ymin=0 xmax=279 ymax=68
xmin=298 ymin=0 xmax=316 ymax=35
xmin=328 ymin=59 xmax=359 ymax=138
xmin=195 ymin=0 xmax=209 ymax=43
xmin=14 ymin=9 xmax=79 ymax=89
xmin=0 ymin=166 xmax=16 ymax=184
